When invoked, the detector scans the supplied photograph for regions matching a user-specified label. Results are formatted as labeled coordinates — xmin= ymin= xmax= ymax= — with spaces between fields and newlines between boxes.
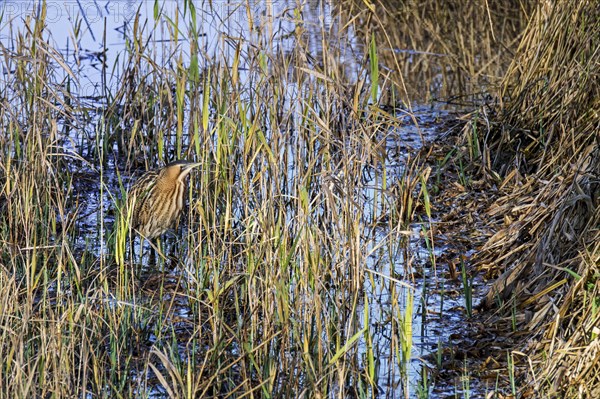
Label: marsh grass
xmin=0 ymin=0 xmax=536 ymax=397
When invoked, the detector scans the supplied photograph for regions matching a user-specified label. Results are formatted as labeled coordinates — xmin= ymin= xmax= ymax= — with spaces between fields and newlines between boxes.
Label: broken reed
xmin=0 ymin=1 xmax=430 ymax=397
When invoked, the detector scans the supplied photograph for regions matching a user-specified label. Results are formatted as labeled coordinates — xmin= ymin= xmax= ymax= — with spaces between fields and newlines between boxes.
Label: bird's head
xmin=162 ymin=160 xmax=202 ymax=182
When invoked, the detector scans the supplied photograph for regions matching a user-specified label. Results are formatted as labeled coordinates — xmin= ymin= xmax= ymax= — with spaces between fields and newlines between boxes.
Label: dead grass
xmin=449 ymin=0 xmax=600 ymax=396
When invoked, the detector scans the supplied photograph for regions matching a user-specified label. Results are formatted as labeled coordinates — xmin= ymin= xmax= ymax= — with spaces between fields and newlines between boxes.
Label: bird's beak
xmin=182 ymin=162 xmax=202 ymax=171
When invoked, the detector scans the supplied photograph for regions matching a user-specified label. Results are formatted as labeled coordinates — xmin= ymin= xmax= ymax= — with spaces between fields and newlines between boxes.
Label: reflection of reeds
xmin=0 ymin=1 xmax=441 ymax=397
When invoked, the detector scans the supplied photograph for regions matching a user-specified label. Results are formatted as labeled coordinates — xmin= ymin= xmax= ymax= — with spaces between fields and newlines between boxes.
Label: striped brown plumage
xmin=126 ymin=160 xmax=201 ymax=239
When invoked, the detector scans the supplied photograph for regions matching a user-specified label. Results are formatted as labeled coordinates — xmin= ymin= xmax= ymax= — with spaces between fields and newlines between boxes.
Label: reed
xmin=0 ymin=1 xmax=443 ymax=397
xmin=341 ymin=0 xmax=532 ymax=105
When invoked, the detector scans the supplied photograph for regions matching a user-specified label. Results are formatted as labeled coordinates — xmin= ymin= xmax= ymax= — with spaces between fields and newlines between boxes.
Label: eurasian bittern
xmin=126 ymin=160 xmax=201 ymax=239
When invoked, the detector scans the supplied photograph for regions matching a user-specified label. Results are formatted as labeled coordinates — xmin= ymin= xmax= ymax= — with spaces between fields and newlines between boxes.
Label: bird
xmin=125 ymin=160 xmax=202 ymax=240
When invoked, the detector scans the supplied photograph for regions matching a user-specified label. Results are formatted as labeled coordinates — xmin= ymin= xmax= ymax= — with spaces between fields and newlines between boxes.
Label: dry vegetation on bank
xmin=444 ymin=1 xmax=600 ymax=397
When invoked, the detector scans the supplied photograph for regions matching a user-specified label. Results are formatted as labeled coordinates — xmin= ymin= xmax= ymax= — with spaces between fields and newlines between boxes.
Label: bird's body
xmin=126 ymin=160 xmax=201 ymax=239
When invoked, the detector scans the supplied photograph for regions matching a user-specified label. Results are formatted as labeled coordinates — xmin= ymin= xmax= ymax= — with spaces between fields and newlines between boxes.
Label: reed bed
xmin=0 ymin=0 xmax=544 ymax=397
xmin=0 ymin=1 xmax=433 ymax=397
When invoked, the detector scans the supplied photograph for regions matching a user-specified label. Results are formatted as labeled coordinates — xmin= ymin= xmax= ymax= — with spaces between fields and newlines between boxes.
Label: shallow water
xmin=1 ymin=1 xmax=483 ymax=397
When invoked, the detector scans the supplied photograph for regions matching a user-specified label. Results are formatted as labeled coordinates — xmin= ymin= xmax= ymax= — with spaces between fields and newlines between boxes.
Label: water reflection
xmin=1 ymin=0 xmax=356 ymax=101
